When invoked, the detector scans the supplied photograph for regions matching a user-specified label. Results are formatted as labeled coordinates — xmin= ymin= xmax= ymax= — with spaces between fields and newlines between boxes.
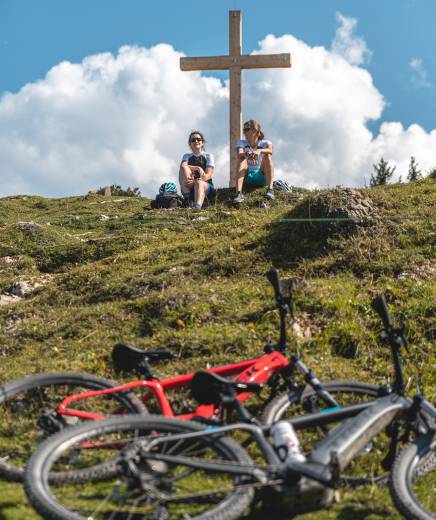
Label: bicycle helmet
xmin=159 ymin=182 xmax=177 ymax=194
xmin=273 ymin=179 xmax=293 ymax=192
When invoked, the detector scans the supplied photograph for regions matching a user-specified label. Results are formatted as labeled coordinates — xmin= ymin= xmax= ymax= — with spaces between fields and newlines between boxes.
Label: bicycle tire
xmin=389 ymin=431 xmax=436 ymax=520
xmin=261 ymin=380 xmax=392 ymax=483
xmin=24 ymin=414 xmax=255 ymax=520
xmin=0 ymin=371 xmax=147 ymax=481
xmin=261 ymin=380 xmax=379 ymax=424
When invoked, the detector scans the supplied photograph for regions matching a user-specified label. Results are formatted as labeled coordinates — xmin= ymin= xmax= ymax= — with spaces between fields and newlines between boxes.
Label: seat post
xmin=223 ymin=387 xmax=254 ymax=424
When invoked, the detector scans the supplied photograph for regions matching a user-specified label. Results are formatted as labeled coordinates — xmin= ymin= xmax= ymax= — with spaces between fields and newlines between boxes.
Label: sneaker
xmin=233 ymin=192 xmax=245 ymax=204
xmin=265 ymin=188 xmax=275 ymax=200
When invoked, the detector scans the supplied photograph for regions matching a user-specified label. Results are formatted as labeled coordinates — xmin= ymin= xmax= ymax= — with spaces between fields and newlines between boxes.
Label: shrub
xmin=110 ymin=185 xmax=142 ymax=197
xmin=370 ymin=157 xmax=396 ymax=187
xmin=407 ymin=156 xmax=422 ymax=182
xmin=427 ymin=167 xmax=436 ymax=180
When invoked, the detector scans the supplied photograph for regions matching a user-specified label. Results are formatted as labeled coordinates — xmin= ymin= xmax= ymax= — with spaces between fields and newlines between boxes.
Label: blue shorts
xmin=205 ymin=182 xmax=215 ymax=196
xmin=244 ymin=168 xmax=267 ymax=188
xmin=186 ymin=181 xmax=214 ymax=197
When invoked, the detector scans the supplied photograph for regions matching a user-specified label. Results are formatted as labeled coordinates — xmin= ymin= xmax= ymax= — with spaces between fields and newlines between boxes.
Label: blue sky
xmin=2 ymin=0 xmax=435 ymax=131
xmin=1 ymin=0 xmax=435 ymax=196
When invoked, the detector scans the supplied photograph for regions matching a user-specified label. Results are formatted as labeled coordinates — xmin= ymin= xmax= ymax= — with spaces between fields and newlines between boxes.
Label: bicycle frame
xmin=139 ymin=393 xmax=425 ymax=488
xmin=57 ymin=350 xmax=290 ymax=422
xmin=55 ymin=268 xmax=341 ymax=426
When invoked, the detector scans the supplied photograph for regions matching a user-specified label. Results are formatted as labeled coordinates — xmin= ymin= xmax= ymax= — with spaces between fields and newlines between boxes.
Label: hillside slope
xmin=0 ymin=180 xmax=435 ymax=519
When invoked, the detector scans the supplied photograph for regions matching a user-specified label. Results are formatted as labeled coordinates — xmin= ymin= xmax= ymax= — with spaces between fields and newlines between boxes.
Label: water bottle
xmin=271 ymin=420 xmax=306 ymax=463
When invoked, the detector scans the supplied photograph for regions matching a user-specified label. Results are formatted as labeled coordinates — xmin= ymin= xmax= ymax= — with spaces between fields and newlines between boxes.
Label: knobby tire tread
xmin=0 ymin=371 xmax=147 ymax=481
xmin=261 ymin=380 xmax=379 ymax=424
xmin=24 ymin=415 xmax=254 ymax=520
xmin=389 ymin=431 xmax=436 ymax=520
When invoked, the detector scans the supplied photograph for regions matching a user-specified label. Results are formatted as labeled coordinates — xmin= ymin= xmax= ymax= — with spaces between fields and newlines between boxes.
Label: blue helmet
xmin=159 ymin=182 xmax=177 ymax=194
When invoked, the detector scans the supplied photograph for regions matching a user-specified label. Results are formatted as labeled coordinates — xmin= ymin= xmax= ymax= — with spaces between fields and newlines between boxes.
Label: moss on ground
xmin=0 ymin=180 xmax=435 ymax=519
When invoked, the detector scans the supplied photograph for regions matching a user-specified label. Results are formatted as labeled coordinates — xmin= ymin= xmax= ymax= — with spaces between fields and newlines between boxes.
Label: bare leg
xmin=179 ymin=164 xmax=194 ymax=195
xmin=261 ymin=155 xmax=274 ymax=189
xmin=194 ymin=180 xmax=209 ymax=208
xmin=235 ymin=158 xmax=248 ymax=192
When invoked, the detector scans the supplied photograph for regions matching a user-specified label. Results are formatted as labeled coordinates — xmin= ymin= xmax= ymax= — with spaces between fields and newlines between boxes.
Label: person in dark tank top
xmin=179 ymin=131 xmax=215 ymax=209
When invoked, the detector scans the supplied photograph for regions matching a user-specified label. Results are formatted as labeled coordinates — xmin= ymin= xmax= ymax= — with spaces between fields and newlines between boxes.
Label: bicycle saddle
xmin=191 ymin=371 xmax=262 ymax=405
xmin=112 ymin=343 xmax=174 ymax=373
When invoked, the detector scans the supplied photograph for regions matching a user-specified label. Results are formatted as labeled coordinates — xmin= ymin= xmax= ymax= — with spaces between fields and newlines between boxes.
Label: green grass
xmin=0 ymin=180 xmax=435 ymax=519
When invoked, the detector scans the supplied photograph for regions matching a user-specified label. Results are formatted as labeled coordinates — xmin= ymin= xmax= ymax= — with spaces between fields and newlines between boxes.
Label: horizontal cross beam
xmin=180 ymin=53 xmax=291 ymax=71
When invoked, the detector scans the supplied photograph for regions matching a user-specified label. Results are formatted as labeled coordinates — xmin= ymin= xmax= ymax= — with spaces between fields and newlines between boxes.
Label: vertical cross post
xmin=180 ymin=10 xmax=291 ymax=187
xmin=229 ymin=11 xmax=242 ymax=187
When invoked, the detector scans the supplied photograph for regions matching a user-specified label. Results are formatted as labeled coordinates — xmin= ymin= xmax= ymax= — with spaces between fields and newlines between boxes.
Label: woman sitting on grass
xmin=179 ymin=131 xmax=215 ymax=209
xmin=233 ymin=120 xmax=275 ymax=204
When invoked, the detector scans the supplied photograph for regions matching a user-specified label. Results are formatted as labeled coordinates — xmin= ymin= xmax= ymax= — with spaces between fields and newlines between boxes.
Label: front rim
xmin=26 ymin=416 xmax=254 ymax=520
xmin=262 ymin=382 xmax=393 ymax=482
xmin=0 ymin=373 xmax=143 ymax=480
xmin=405 ymin=442 xmax=436 ymax=518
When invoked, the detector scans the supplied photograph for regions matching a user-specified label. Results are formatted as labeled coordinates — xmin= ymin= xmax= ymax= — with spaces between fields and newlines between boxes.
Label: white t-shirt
xmin=235 ymin=139 xmax=272 ymax=170
xmin=181 ymin=152 xmax=215 ymax=169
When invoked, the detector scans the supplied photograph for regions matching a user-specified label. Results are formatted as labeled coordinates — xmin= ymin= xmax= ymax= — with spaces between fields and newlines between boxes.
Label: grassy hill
xmin=0 ymin=179 xmax=435 ymax=519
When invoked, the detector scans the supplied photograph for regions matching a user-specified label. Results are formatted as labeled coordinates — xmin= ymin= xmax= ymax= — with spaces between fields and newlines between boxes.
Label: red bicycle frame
xmin=58 ymin=350 xmax=290 ymax=422
xmin=58 ymin=269 xmax=303 ymax=425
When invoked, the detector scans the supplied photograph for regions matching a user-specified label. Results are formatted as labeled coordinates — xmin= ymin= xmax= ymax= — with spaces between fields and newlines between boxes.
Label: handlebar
xmin=266 ymin=268 xmax=293 ymax=352
xmin=372 ymin=295 xmax=393 ymax=331
xmin=267 ymin=268 xmax=282 ymax=301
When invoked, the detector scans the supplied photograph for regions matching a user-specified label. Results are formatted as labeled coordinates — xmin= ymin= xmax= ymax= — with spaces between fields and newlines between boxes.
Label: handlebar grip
xmin=372 ymin=295 xmax=393 ymax=330
xmin=267 ymin=268 xmax=282 ymax=299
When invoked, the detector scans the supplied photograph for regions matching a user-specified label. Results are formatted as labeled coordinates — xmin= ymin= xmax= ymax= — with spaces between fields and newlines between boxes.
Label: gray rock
xmin=8 ymin=281 xmax=32 ymax=297
xmin=16 ymin=221 xmax=40 ymax=231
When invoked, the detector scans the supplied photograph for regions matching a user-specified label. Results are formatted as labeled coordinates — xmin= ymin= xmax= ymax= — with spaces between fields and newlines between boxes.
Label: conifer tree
xmin=370 ymin=157 xmax=396 ymax=187
xmin=407 ymin=156 xmax=422 ymax=182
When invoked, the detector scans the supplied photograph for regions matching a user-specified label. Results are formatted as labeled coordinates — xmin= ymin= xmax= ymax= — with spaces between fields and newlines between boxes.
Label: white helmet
xmin=273 ymin=179 xmax=293 ymax=192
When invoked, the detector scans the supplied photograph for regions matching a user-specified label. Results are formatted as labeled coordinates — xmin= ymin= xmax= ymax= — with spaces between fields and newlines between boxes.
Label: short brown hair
xmin=243 ymin=120 xmax=265 ymax=140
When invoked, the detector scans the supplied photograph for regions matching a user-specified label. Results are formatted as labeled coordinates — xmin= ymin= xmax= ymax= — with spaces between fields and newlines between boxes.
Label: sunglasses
xmin=243 ymin=127 xmax=252 ymax=133
xmin=190 ymin=137 xmax=203 ymax=143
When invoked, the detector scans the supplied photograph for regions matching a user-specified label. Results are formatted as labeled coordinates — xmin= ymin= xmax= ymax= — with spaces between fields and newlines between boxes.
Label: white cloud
xmin=331 ymin=12 xmax=372 ymax=66
xmin=1 ymin=25 xmax=436 ymax=198
xmin=409 ymin=58 xmax=432 ymax=88
xmin=0 ymin=44 xmax=228 ymax=197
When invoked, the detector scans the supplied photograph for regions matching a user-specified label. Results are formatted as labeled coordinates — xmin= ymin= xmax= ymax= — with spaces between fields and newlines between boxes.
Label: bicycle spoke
xmin=26 ymin=417 xmax=256 ymax=519
xmin=88 ymin=483 xmax=120 ymax=518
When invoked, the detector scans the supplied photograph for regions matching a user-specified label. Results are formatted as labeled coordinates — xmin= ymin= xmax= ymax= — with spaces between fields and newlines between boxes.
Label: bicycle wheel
xmin=262 ymin=380 xmax=391 ymax=482
xmin=390 ymin=431 xmax=436 ymax=520
xmin=0 ymin=371 xmax=146 ymax=481
xmin=25 ymin=415 xmax=255 ymax=520
xmin=262 ymin=380 xmax=379 ymax=424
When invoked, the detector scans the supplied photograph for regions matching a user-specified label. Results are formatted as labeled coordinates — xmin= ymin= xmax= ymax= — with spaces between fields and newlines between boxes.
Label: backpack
xmin=151 ymin=192 xmax=184 ymax=209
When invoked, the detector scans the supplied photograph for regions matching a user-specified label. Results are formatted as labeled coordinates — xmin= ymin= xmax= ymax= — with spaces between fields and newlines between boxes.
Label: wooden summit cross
xmin=180 ymin=11 xmax=291 ymax=187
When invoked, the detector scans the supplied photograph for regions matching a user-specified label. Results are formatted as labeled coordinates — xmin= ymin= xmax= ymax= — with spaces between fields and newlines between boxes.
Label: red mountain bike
xmin=0 ymin=269 xmax=379 ymax=482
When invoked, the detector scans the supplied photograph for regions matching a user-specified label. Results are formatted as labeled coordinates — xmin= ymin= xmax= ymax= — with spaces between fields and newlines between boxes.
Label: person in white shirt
xmin=233 ymin=120 xmax=275 ymax=204
xmin=179 ymin=131 xmax=215 ymax=209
